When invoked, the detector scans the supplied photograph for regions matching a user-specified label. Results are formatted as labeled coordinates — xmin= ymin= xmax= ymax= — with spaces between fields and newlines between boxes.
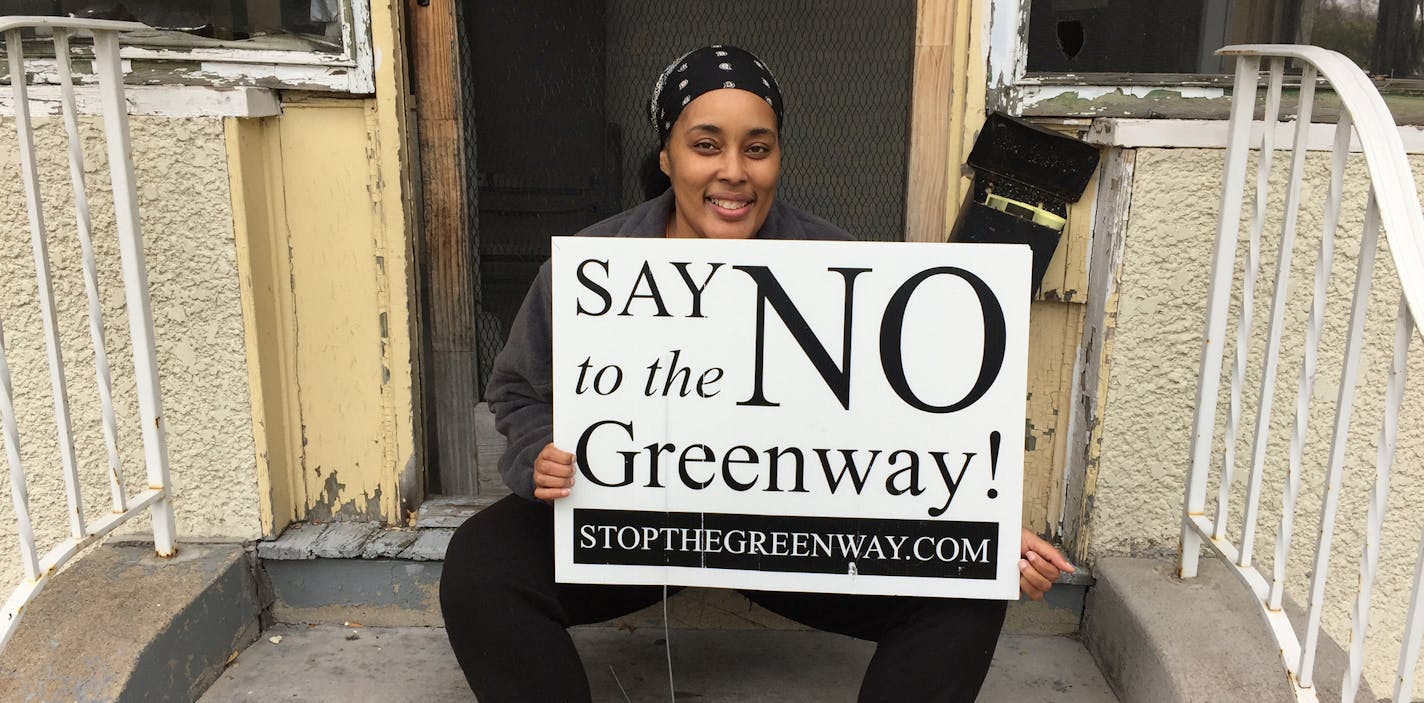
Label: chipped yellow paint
xmin=276 ymin=100 xmax=393 ymax=521
xmin=367 ymin=0 xmax=422 ymax=523
xmin=226 ymin=115 xmax=302 ymax=537
xmin=1021 ymin=301 xmax=1086 ymax=534
xmin=1069 ymin=284 xmax=1120 ymax=562
xmin=224 ymin=0 xmax=419 ymax=527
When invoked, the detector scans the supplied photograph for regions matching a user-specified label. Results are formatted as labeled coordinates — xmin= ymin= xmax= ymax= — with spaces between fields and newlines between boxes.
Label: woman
xmin=440 ymin=45 xmax=1073 ymax=702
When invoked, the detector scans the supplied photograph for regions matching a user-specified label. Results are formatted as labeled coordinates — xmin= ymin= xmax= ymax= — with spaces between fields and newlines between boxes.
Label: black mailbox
xmin=951 ymin=112 xmax=1101 ymax=296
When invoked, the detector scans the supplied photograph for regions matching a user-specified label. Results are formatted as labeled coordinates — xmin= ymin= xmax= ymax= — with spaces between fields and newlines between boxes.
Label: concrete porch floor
xmin=198 ymin=624 xmax=1118 ymax=702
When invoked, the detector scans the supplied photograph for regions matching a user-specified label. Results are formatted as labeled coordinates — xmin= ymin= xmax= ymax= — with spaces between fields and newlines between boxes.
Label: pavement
xmin=199 ymin=624 xmax=1118 ymax=702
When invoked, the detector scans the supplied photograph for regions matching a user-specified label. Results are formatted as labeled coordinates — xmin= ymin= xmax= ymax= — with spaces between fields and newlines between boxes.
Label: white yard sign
xmin=551 ymin=237 xmax=1030 ymax=599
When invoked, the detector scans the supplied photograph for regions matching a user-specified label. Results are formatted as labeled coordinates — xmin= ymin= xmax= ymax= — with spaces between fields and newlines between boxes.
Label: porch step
xmin=198 ymin=624 xmax=1119 ymax=702
xmin=1082 ymin=557 xmax=1374 ymax=703
xmin=256 ymin=521 xmax=1092 ymax=635
xmin=0 ymin=544 xmax=261 ymax=703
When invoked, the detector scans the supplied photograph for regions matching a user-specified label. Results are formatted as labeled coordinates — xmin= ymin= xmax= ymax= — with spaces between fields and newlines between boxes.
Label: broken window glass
xmin=1026 ymin=0 xmax=1424 ymax=80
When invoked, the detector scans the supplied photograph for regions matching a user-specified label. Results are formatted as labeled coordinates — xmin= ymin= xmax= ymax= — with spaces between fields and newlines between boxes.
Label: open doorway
xmin=425 ymin=0 xmax=918 ymax=500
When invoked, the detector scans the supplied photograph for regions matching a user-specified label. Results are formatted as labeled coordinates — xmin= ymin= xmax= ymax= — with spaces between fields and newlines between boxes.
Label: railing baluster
xmin=1396 ymin=521 xmax=1424 ymax=702
xmin=1299 ymin=189 xmax=1381 ymax=688
xmin=0 ymin=320 xmax=38 ymax=581
xmin=53 ymin=28 xmax=127 ymax=514
xmin=91 ymin=30 xmax=176 ymax=555
xmin=1240 ymin=63 xmax=1314 ymax=569
xmin=1341 ymin=297 xmax=1412 ymax=700
xmin=1271 ymin=108 xmax=1352 ymax=613
xmin=1217 ymin=58 xmax=1286 ymax=544
xmin=1181 ymin=54 xmax=1260 ymax=578
xmin=6 ymin=29 xmax=86 ymax=540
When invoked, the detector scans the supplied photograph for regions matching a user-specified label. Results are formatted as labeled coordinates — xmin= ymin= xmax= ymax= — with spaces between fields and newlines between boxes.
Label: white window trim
xmin=1087 ymin=117 xmax=1424 ymax=154
xmin=0 ymin=84 xmax=280 ymax=118
xmin=15 ymin=1 xmax=374 ymax=94
xmin=986 ymin=0 xmax=1029 ymax=112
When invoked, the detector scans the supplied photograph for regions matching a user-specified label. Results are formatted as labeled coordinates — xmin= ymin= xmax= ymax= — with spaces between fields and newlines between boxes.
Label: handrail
xmin=1219 ymin=46 xmax=1424 ymax=326
xmin=1179 ymin=44 xmax=1424 ymax=702
xmin=0 ymin=16 xmax=175 ymax=652
xmin=0 ymin=16 xmax=146 ymax=35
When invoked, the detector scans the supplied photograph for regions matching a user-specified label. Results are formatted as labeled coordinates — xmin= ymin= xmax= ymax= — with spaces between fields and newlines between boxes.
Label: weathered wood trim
xmin=905 ymin=0 xmax=954 ymax=242
xmin=8 ymin=56 xmax=360 ymax=92
xmin=1062 ymin=147 xmax=1136 ymax=560
xmin=1022 ymin=300 xmax=1089 ymax=535
xmin=1088 ymin=117 xmax=1424 ymax=153
xmin=368 ymin=0 xmax=424 ymax=523
xmin=120 ymin=47 xmax=357 ymax=66
xmin=0 ymin=85 xmax=279 ymax=117
xmin=906 ymin=0 xmax=990 ymax=243
xmin=985 ymin=0 xmax=1028 ymax=114
xmin=346 ymin=0 xmax=376 ymax=94
xmin=408 ymin=0 xmax=480 ymax=496
xmin=225 ymin=116 xmax=304 ymax=538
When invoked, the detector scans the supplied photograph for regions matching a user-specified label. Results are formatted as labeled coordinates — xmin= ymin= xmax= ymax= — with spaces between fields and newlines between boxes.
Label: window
xmin=0 ymin=0 xmax=373 ymax=92
xmin=1025 ymin=0 xmax=1424 ymax=81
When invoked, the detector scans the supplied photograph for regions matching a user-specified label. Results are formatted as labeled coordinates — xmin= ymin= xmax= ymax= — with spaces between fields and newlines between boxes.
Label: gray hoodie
xmin=486 ymin=189 xmax=854 ymax=500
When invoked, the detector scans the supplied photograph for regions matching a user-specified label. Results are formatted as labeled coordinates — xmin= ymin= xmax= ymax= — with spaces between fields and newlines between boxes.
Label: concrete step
xmin=256 ymin=522 xmax=1090 ymax=636
xmin=198 ymin=624 xmax=1118 ymax=702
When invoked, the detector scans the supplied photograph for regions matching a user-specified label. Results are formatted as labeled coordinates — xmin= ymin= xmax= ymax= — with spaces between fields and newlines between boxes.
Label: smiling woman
xmin=649 ymin=45 xmax=784 ymax=240
xmin=437 ymin=44 xmax=1076 ymax=703
xmin=661 ymin=89 xmax=781 ymax=240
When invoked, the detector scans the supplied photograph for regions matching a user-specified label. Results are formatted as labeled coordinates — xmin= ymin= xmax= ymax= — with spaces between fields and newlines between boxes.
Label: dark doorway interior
xmin=447 ymin=0 xmax=916 ymax=495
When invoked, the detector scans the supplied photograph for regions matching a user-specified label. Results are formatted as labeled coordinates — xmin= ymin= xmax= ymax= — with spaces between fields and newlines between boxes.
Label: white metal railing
xmin=1179 ymin=45 xmax=1424 ymax=702
xmin=0 ymin=17 xmax=175 ymax=650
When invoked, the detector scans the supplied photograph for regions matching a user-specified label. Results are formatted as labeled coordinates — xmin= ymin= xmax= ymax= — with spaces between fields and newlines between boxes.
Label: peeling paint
xmin=305 ymin=470 xmax=387 ymax=523
xmin=1042 ymin=288 xmax=1081 ymax=303
xmin=1020 ymin=87 xmax=1229 ymax=119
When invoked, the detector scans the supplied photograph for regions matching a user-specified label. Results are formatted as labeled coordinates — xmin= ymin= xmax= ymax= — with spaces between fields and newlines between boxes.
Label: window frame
xmin=987 ymin=0 xmax=1424 ymax=121
xmin=12 ymin=0 xmax=374 ymax=93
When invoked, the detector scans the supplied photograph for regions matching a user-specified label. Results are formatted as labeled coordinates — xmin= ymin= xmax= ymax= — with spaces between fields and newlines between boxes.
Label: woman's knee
xmin=439 ymin=498 xmax=552 ymax=615
xmin=912 ymin=597 xmax=1007 ymax=643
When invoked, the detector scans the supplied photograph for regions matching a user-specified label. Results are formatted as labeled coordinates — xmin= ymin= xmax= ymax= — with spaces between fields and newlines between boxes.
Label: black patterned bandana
xmin=650 ymin=45 xmax=784 ymax=146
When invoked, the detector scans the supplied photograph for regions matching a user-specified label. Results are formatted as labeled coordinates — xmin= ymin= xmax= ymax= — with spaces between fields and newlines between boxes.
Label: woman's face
xmin=660 ymin=88 xmax=781 ymax=239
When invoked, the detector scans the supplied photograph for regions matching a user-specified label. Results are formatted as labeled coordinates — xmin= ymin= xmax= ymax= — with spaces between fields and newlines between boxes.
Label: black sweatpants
xmin=439 ymin=495 xmax=1007 ymax=702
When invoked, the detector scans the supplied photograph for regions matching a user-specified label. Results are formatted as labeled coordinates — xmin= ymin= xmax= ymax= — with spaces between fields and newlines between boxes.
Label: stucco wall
xmin=1092 ymin=147 xmax=1424 ymax=692
xmin=0 ymin=115 xmax=259 ymax=591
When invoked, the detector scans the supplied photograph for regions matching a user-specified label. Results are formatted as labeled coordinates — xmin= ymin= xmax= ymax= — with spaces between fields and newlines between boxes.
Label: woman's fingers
xmin=539 ymin=444 xmax=576 ymax=466
xmin=1026 ymin=551 xmax=1060 ymax=582
xmin=1019 ymin=528 xmax=1076 ymax=573
xmin=534 ymin=444 xmax=576 ymax=501
xmin=1016 ymin=529 xmax=1075 ymax=599
xmin=1019 ymin=558 xmax=1053 ymax=600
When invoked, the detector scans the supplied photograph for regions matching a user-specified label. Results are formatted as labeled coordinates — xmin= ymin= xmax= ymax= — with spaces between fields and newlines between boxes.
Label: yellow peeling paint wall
xmin=0 ymin=115 xmax=261 ymax=590
xmin=261 ymin=99 xmax=410 ymax=524
xmin=228 ymin=0 xmax=419 ymax=531
xmin=1090 ymin=147 xmax=1424 ymax=693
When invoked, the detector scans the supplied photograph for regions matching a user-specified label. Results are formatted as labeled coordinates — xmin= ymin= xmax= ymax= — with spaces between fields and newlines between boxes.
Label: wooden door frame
xmin=905 ymin=0 xmax=986 ymax=243
xmin=407 ymin=0 xmax=481 ymax=498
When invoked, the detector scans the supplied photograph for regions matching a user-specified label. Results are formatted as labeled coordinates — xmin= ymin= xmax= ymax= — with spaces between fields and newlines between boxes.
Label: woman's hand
xmin=1019 ymin=528 xmax=1075 ymax=601
xmin=533 ymin=443 xmax=576 ymax=502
